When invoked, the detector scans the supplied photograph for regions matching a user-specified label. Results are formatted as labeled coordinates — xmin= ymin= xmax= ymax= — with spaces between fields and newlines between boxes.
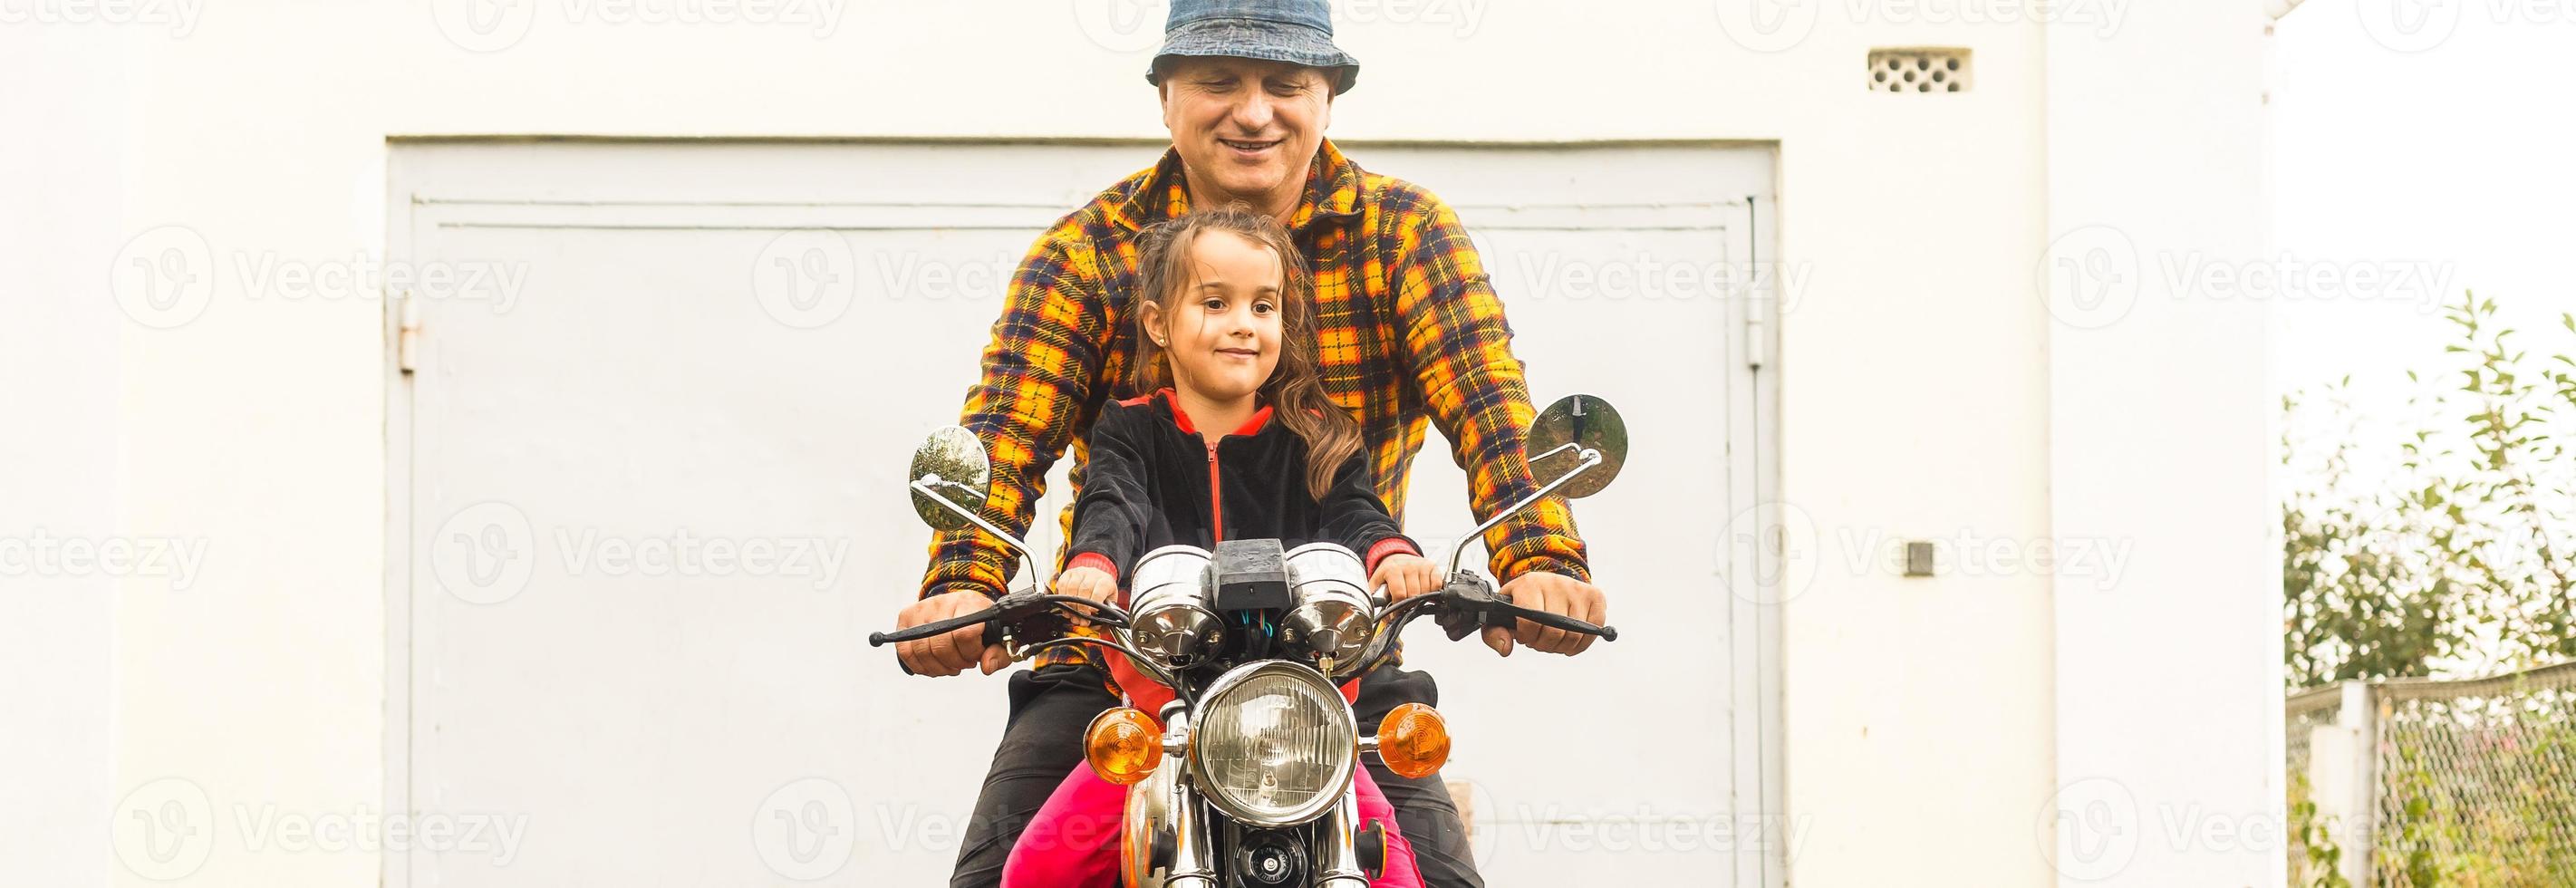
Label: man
xmin=892 ymin=2 xmax=1609 ymax=885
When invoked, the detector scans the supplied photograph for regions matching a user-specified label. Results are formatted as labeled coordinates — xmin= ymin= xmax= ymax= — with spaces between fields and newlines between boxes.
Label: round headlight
xmin=1188 ymin=661 xmax=1357 ymax=826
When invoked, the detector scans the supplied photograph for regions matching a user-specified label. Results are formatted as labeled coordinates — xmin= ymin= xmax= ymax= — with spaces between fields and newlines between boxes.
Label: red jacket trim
xmin=1066 ymin=551 xmax=1119 ymax=582
xmin=1365 ymin=536 xmax=1422 ymax=575
xmin=1130 ymin=388 xmax=1272 ymax=437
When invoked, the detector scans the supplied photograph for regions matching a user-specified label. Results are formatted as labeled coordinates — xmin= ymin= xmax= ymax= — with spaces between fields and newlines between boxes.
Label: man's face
xmin=1159 ymin=57 xmax=1334 ymax=209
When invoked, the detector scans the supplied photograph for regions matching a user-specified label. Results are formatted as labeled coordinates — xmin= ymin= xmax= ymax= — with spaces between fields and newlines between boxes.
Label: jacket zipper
xmin=1205 ymin=439 xmax=1224 ymax=542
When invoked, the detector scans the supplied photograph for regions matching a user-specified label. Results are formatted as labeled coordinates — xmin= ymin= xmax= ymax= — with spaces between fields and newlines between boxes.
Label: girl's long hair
xmin=1128 ymin=203 xmax=1362 ymax=502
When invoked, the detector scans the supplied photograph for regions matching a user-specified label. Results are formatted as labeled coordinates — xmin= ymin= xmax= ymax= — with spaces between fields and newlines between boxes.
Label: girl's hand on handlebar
xmin=1054 ymin=565 xmax=1120 ymax=610
xmin=1369 ymin=553 xmax=1442 ymax=603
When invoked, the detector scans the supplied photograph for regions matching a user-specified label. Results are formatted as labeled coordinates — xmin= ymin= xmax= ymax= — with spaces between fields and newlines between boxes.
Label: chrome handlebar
xmin=885 ymin=425 xmax=1621 ymax=680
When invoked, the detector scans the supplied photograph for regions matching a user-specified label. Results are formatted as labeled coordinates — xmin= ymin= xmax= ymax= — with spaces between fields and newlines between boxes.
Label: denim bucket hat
xmin=1144 ymin=0 xmax=1361 ymax=94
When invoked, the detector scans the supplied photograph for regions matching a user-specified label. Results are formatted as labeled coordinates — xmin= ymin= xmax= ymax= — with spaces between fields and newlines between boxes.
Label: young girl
xmin=997 ymin=204 xmax=1441 ymax=888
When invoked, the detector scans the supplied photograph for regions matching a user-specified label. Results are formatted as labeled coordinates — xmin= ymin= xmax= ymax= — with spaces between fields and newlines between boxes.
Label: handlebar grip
xmin=1498 ymin=605 xmax=1618 ymax=642
xmin=868 ymin=605 xmax=1001 ymax=648
xmin=1488 ymin=594 xmax=1618 ymax=642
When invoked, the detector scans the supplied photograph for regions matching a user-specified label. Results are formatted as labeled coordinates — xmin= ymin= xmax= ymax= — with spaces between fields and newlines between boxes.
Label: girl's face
xmin=1142 ymin=230 xmax=1285 ymax=406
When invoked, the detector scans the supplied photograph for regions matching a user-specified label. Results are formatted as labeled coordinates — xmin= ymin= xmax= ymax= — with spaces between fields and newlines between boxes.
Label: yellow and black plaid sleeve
xmin=1383 ymin=192 xmax=1591 ymax=583
xmin=915 ymin=234 xmax=1118 ymax=601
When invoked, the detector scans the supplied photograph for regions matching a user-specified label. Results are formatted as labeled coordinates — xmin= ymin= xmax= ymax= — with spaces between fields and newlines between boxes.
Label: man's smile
xmin=1219 ymin=137 xmax=1281 ymax=157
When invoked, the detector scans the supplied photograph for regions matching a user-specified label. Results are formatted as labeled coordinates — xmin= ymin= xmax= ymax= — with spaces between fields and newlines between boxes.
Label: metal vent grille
xmin=1869 ymin=48 xmax=1970 ymax=93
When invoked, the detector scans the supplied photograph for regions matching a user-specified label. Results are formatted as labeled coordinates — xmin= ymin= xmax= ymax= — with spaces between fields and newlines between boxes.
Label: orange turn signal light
xmin=1084 ymin=707 xmax=1163 ymax=786
xmin=1376 ymin=702 xmax=1451 ymax=779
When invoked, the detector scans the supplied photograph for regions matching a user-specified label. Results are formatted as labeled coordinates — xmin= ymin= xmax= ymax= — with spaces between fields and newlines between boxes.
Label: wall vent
xmin=1868 ymin=48 xmax=1970 ymax=93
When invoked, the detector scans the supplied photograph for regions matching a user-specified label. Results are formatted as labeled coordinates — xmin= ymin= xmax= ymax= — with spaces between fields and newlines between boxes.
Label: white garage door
xmin=385 ymin=139 xmax=1780 ymax=888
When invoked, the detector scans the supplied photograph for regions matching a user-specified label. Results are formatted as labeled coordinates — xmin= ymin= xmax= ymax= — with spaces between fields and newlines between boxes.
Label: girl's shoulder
xmin=1095 ymin=392 xmax=1179 ymax=438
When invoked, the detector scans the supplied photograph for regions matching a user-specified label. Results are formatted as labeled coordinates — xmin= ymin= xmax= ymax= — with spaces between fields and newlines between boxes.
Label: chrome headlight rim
xmin=1186 ymin=660 xmax=1357 ymax=827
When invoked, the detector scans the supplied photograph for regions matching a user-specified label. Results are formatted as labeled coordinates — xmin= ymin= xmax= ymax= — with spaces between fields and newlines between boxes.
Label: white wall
xmin=1 ymin=24 xmax=124 ymax=888
xmin=2043 ymin=5 xmax=2287 ymax=886
xmin=3 ymin=1 xmax=2276 ymax=885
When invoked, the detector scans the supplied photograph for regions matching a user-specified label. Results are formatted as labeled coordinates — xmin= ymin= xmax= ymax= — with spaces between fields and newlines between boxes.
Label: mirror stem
xmin=912 ymin=475 xmax=1049 ymax=594
xmin=1444 ymin=448 xmax=1604 ymax=575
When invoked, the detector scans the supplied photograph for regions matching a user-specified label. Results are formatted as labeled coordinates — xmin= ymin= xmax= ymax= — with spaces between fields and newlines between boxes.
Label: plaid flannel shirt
xmin=918 ymin=140 xmax=1589 ymax=674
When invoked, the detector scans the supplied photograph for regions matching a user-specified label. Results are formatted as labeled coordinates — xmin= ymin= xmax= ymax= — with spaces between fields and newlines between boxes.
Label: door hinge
xmin=396 ymin=288 xmax=421 ymax=374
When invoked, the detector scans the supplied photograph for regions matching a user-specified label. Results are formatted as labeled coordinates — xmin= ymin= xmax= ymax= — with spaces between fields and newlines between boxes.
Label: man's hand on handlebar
xmin=894 ymin=588 xmax=1012 ymax=676
xmin=1487 ymin=572 xmax=1608 ymax=658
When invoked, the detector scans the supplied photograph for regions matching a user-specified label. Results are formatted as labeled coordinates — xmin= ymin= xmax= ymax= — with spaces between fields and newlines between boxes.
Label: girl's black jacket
xmin=1066 ymin=390 xmax=1419 ymax=583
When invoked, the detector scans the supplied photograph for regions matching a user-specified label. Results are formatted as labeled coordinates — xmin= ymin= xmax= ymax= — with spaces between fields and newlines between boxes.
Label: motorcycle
xmin=872 ymin=394 xmax=1628 ymax=888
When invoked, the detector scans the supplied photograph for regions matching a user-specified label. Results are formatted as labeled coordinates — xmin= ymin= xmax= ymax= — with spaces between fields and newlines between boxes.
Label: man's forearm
xmin=1389 ymin=200 xmax=1591 ymax=583
xmin=912 ymin=239 xmax=1108 ymax=599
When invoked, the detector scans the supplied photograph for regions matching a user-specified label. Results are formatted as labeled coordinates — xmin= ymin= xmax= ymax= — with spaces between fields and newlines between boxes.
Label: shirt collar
xmin=1158 ymin=388 xmax=1273 ymax=438
xmin=1109 ymin=140 xmax=1363 ymax=235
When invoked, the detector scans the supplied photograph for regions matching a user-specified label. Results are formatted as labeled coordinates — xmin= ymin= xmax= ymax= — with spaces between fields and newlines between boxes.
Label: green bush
xmin=2283 ymin=293 xmax=2576 ymax=689
xmin=2284 ymin=292 xmax=2576 ymax=885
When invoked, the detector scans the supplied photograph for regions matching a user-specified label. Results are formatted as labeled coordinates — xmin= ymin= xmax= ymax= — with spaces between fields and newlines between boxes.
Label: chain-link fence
xmin=2286 ymin=661 xmax=2576 ymax=887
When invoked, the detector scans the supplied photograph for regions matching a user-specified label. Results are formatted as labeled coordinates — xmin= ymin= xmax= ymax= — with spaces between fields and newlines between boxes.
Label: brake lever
xmin=1488 ymin=595 xmax=1619 ymax=642
xmin=872 ymin=588 xmax=1088 ymax=675
xmin=868 ymin=599 xmax=1003 ymax=649
xmin=1432 ymin=571 xmax=1619 ymax=642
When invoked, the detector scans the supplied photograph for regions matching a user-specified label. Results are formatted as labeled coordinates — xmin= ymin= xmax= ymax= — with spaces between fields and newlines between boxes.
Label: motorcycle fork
xmin=1153 ymin=770 xmax=1219 ymax=887
xmin=1140 ymin=787 xmax=1365 ymax=888
xmin=1310 ymin=788 xmax=1368 ymax=887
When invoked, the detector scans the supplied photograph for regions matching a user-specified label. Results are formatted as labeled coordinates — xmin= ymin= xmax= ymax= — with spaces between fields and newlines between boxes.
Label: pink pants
xmin=999 ymin=764 xmax=1423 ymax=888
